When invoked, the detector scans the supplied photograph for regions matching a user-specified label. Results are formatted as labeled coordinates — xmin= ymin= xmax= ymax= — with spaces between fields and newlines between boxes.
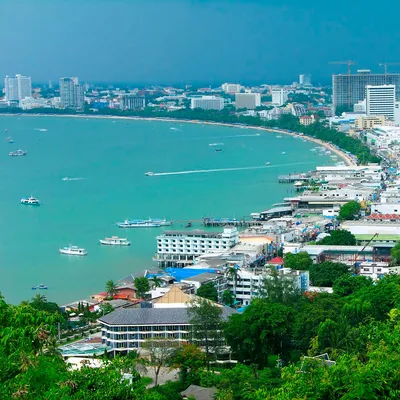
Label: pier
xmin=278 ymin=174 xmax=311 ymax=183
xmin=203 ymin=217 xmax=262 ymax=227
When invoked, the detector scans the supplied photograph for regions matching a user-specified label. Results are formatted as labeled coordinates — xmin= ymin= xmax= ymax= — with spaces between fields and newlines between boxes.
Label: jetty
xmin=278 ymin=174 xmax=312 ymax=183
xmin=203 ymin=217 xmax=261 ymax=227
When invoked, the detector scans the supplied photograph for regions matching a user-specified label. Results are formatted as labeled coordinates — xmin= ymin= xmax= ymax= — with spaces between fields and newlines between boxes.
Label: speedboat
xmin=145 ymin=172 xmax=154 ymax=176
xmin=9 ymin=149 xmax=27 ymax=157
xmin=59 ymin=245 xmax=88 ymax=256
xmin=99 ymin=236 xmax=131 ymax=246
xmin=117 ymin=219 xmax=161 ymax=228
xmin=215 ymin=149 xmax=222 ymax=152
xmin=21 ymin=196 xmax=40 ymax=206
xmin=265 ymin=162 xmax=271 ymax=165
xmin=32 ymin=284 xmax=48 ymax=290
xmin=281 ymin=151 xmax=286 ymax=155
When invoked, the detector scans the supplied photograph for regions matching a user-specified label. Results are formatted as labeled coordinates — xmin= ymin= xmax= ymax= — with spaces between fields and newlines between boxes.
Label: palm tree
xmin=32 ymin=294 xmax=47 ymax=304
xmin=150 ymin=276 xmax=163 ymax=288
xmin=105 ymin=280 xmax=118 ymax=298
xmin=225 ymin=265 xmax=241 ymax=302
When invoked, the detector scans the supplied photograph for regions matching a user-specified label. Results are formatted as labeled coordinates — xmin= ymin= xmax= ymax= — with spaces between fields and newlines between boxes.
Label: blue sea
xmin=0 ymin=115 xmax=332 ymax=304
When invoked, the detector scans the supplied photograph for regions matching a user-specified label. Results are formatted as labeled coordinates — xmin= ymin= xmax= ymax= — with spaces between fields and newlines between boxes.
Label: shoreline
xmin=0 ymin=113 xmax=356 ymax=166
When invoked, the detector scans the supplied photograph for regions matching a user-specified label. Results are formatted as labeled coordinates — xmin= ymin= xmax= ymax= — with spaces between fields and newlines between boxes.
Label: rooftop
xmin=182 ymin=272 xmax=222 ymax=284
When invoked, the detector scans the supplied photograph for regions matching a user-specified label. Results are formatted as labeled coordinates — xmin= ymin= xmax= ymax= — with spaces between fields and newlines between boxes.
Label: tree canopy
xmin=318 ymin=229 xmax=356 ymax=246
xmin=338 ymin=200 xmax=361 ymax=220
xmin=309 ymin=262 xmax=350 ymax=287
xmin=196 ymin=282 xmax=218 ymax=302
xmin=283 ymin=251 xmax=313 ymax=270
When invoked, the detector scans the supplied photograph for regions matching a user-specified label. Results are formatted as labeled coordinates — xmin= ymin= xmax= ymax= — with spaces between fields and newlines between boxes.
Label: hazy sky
xmin=1 ymin=0 xmax=399 ymax=85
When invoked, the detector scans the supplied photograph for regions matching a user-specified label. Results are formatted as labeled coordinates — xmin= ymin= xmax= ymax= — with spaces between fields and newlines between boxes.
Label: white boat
xmin=21 ymin=196 xmax=40 ymax=206
xmin=265 ymin=162 xmax=271 ymax=166
xmin=281 ymin=151 xmax=286 ymax=155
xmin=99 ymin=236 xmax=131 ymax=246
xmin=117 ymin=219 xmax=161 ymax=228
xmin=208 ymin=143 xmax=224 ymax=147
xmin=151 ymin=218 xmax=172 ymax=226
xmin=145 ymin=172 xmax=154 ymax=176
xmin=9 ymin=149 xmax=27 ymax=157
xmin=59 ymin=245 xmax=88 ymax=256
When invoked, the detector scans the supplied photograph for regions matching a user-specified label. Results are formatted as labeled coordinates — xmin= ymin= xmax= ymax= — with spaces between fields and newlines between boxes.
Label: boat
xmin=215 ymin=149 xmax=222 ymax=152
xmin=59 ymin=245 xmax=88 ymax=256
xmin=276 ymin=135 xmax=282 ymax=138
xmin=265 ymin=162 xmax=271 ymax=165
xmin=151 ymin=218 xmax=172 ymax=226
xmin=185 ymin=222 xmax=192 ymax=228
xmin=281 ymin=151 xmax=286 ymax=155
xmin=117 ymin=219 xmax=161 ymax=228
xmin=9 ymin=149 xmax=27 ymax=157
xmin=145 ymin=172 xmax=154 ymax=176
xmin=32 ymin=284 xmax=48 ymax=290
xmin=99 ymin=236 xmax=131 ymax=246
xmin=208 ymin=143 xmax=224 ymax=147
xmin=21 ymin=196 xmax=40 ymax=206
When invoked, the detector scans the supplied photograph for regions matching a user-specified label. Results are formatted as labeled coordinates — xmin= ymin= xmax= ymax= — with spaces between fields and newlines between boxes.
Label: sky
xmin=1 ymin=0 xmax=400 ymax=85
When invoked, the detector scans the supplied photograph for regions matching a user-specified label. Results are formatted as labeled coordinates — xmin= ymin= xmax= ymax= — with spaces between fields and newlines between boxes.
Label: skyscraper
xmin=4 ymin=74 xmax=32 ymax=101
xmin=332 ymin=70 xmax=400 ymax=111
xmin=271 ymin=89 xmax=289 ymax=106
xmin=299 ymin=74 xmax=312 ymax=86
xmin=59 ymin=77 xmax=85 ymax=110
xmin=366 ymin=85 xmax=395 ymax=120
xmin=235 ymin=93 xmax=261 ymax=109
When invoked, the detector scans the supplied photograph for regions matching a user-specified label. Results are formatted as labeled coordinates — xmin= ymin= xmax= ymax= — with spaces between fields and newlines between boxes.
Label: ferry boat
xmin=9 ymin=149 xmax=27 ymax=157
xmin=117 ymin=219 xmax=161 ymax=228
xmin=21 ymin=196 xmax=40 ymax=206
xmin=145 ymin=172 xmax=154 ymax=176
xmin=59 ymin=245 xmax=88 ymax=256
xmin=99 ymin=236 xmax=131 ymax=246
xmin=32 ymin=284 xmax=48 ymax=290
xmin=151 ymin=218 xmax=172 ymax=226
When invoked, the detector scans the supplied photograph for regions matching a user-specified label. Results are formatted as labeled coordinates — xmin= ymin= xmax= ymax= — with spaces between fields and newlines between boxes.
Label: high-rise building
xmin=59 ymin=77 xmax=85 ymax=110
xmin=235 ymin=92 xmax=261 ymax=109
xmin=221 ymin=83 xmax=242 ymax=94
xmin=4 ymin=74 xmax=32 ymax=101
xmin=366 ymin=85 xmax=395 ymax=120
xmin=190 ymin=96 xmax=224 ymax=110
xmin=271 ymin=89 xmax=289 ymax=106
xmin=332 ymin=70 xmax=400 ymax=111
xmin=299 ymin=74 xmax=312 ymax=86
xmin=120 ymin=94 xmax=145 ymax=110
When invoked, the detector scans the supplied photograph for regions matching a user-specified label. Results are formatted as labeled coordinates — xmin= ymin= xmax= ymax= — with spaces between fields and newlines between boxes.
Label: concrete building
xmin=190 ymin=96 xmax=224 ymax=110
xmin=299 ymin=74 xmax=312 ymax=87
xmin=271 ymin=89 xmax=289 ymax=106
xmin=99 ymin=286 xmax=236 ymax=353
xmin=154 ymin=228 xmax=239 ymax=267
xmin=181 ymin=272 xmax=227 ymax=303
xmin=355 ymin=115 xmax=386 ymax=130
xmin=234 ymin=92 xmax=261 ymax=109
xmin=332 ymin=70 xmax=400 ymax=111
xmin=120 ymin=94 xmax=145 ymax=110
xmin=59 ymin=77 xmax=85 ymax=110
xmin=366 ymin=85 xmax=395 ymax=120
xmin=353 ymin=99 xmax=366 ymax=113
xmin=299 ymin=115 xmax=315 ymax=126
xmin=221 ymin=83 xmax=241 ymax=94
xmin=4 ymin=74 xmax=32 ymax=101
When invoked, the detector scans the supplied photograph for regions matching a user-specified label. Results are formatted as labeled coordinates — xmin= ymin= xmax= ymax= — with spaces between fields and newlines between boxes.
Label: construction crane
xmin=353 ymin=233 xmax=379 ymax=271
xmin=378 ymin=62 xmax=400 ymax=75
xmin=329 ymin=60 xmax=357 ymax=109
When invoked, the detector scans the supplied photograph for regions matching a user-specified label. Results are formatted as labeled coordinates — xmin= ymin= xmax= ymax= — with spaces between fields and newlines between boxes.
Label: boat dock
xmin=278 ymin=174 xmax=311 ymax=183
xmin=203 ymin=217 xmax=262 ymax=227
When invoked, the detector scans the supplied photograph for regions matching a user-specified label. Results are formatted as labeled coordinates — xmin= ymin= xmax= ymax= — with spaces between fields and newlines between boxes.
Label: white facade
xmin=341 ymin=221 xmax=400 ymax=236
xmin=354 ymin=99 xmax=366 ymax=113
xmin=120 ymin=94 xmax=145 ymax=110
xmin=370 ymin=203 xmax=400 ymax=214
xmin=366 ymin=85 xmax=395 ymax=120
xmin=299 ymin=74 xmax=312 ymax=86
xmin=190 ymin=96 xmax=224 ymax=110
xmin=235 ymin=93 xmax=261 ymax=109
xmin=271 ymin=89 xmax=289 ymax=106
xmin=4 ymin=74 xmax=32 ymax=101
xmin=59 ymin=77 xmax=84 ymax=110
xmin=222 ymin=83 xmax=241 ymax=94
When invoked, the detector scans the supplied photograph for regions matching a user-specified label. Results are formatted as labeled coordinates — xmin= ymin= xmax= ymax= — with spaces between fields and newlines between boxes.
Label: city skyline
xmin=1 ymin=0 xmax=400 ymax=84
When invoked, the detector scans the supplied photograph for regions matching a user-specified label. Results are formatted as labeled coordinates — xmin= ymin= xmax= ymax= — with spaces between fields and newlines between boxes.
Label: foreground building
xmin=4 ymin=74 xmax=32 ymax=101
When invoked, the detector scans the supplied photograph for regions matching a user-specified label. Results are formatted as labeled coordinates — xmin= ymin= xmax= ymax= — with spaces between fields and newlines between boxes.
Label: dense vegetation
xmin=1 ymin=106 xmax=379 ymax=164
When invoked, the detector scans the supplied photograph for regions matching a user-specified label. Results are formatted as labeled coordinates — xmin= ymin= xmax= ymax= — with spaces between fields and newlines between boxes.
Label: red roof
xmin=269 ymin=257 xmax=284 ymax=265
xmin=368 ymin=213 xmax=400 ymax=220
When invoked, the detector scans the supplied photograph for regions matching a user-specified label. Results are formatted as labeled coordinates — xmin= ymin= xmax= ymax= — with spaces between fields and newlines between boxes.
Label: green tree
xmin=150 ymin=276 xmax=163 ymax=288
xmin=333 ymin=274 xmax=373 ymax=297
xmin=283 ymin=252 xmax=313 ymax=270
xmin=196 ymin=283 xmax=218 ymax=302
xmin=224 ymin=299 xmax=294 ymax=367
xmin=318 ymin=229 xmax=356 ymax=245
xmin=105 ymin=279 xmax=118 ymax=298
xmin=99 ymin=302 xmax=114 ymax=316
xmin=171 ymin=344 xmax=206 ymax=386
xmin=188 ymin=298 xmax=223 ymax=371
xmin=134 ymin=277 xmax=151 ymax=299
xmin=309 ymin=262 xmax=350 ymax=287
xmin=225 ymin=266 xmax=241 ymax=298
xmin=221 ymin=290 xmax=235 ymax=307
xmin=338 ymin=200 xmax=361 ymax=220
xmin=391 ymin=242 xmax=400 ymax=265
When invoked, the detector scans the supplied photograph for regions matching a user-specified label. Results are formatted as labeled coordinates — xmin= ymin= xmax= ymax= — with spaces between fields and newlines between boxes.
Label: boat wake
xmin=151 ymin=161 xmax=316 ymax=176
xmin=170 ymin=127 xmax=181 ymax=131
xmin=62 ymin=177 xmax=85 ymax=181
xmin=188 ymin=133 xmax=261 ymax=141
xmin=35 ymin=128 xmax=48 ymax=132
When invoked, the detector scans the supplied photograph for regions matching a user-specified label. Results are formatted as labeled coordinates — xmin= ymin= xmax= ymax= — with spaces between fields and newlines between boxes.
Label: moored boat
xmin=145 ymin=172 xmax=154 ymax=176
xmin=117 ymin=219 xmax=161 ymax=228
xmin=9 ymin=149 xmax=27 ymax=157
xmin=99 ymin=236 xmax=131 ymax=246
xmin=21 ymin=196 xmax=40 ymax=206
xmin=59 ymin=245 xmax=88 ymax=256
xmin=32 ymin=283 xmax=48 ymax=290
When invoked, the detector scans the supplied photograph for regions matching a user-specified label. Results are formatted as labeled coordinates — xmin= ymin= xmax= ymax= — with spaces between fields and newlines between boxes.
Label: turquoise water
xmin=0 ymin=116 xmax=332 ymax=304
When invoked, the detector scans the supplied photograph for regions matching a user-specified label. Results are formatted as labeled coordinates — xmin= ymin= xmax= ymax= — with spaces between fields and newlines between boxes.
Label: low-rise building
xmin=181 ymin=272 xmax=227 ymax=302
xmin=355 ymin=115 xmax=386 ymax=130
xmin=235 ymin=92 xmax=261 ymax=109
xmin=190 ymin=96 xmax=224 ymax=110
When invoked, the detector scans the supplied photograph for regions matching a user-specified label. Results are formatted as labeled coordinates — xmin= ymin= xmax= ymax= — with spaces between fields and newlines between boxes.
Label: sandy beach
xmin=0 ymin=113 xmax=357 ymax=166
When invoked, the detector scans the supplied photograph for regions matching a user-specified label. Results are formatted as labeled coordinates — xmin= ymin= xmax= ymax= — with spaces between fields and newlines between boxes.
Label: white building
xmin=190 ymin=96 xmax=224 ymax=110
xmin=4 ymin=74 xmax=32 ymax=101
xmin=120 ymin=94 xmax=145 ymax=110
xmin=299 ymin=74 xmax=312 ymax=87
xmin=354 ymin=99 xmax=366 ymax=113
xmin=154 ymin=228 xmax=239 ymax=267
xmin=271 ymin=89 xmax=289 ymax=106
xmin=366 ymin=85 xmax=395 ymax=120
xmin=221 ymin=83 xmax=241 ymax=94
xmin=235 ymin=93 xmax=261 ymax=109
xmin=59 ymin=77 xmax=85 ymax=110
